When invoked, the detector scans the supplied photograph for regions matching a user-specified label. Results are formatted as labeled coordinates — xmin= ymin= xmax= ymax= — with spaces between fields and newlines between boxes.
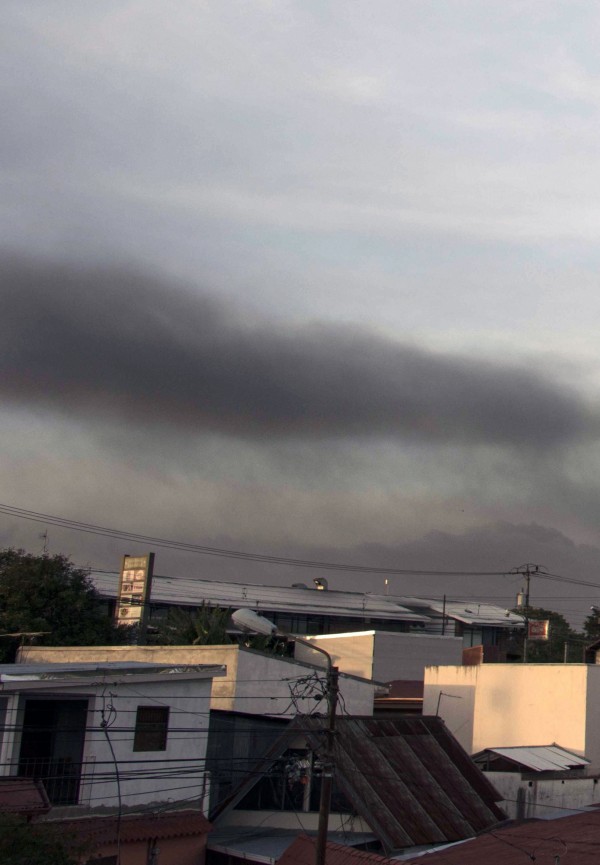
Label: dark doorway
xmin=18 ymin=698 xmax=88 ymax=805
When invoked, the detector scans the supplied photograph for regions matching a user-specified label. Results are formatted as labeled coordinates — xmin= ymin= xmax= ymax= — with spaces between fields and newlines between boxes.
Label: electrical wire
xmin=0 ymin=501 xmax=512 ymax=577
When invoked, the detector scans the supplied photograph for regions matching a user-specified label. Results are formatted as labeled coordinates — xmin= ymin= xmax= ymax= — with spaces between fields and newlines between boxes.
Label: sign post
xmin=115 ymin=553 xmax=155 ymax=644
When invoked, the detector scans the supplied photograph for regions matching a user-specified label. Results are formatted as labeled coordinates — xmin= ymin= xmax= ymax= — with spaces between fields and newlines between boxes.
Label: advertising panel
xmin=528 ymin=619 xmax=550 ymax=641
xmin=115 ymin=553 xmax=155 ymax=642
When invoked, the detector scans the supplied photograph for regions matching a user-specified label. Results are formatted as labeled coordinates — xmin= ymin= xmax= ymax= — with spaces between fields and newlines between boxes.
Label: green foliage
xmin=0 ymin=548 xmax=128 ymax=662
xmin=240 ymin=632 xmax=289 ymax=656
xmin=515 ymin=606 xmax=585 ymax=662
xmin=583 ymin=611 xmax=600 ymax=642
xmin=0 ymin=815 xmax=80 ymax=865
xmin=153 ymin=604 xmax=289 ymax=655
xmin=154 ymin=602 xmax=233 ymax=645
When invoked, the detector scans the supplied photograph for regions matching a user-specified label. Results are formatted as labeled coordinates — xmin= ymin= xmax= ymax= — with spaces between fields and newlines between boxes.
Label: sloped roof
xmin=0 ymin=777 xmax=50 ymax=816
xmin=304 ymin=717 xmax=505 ymax=852
xmin=92 ymin=573 xmax=425 ymax=622
xmin=278 ymin=835 xmax=394 ymax=865
xmin=401 ymin=808 xmax=600 ymax=864
xmin=54 ymin=809 xmax=211 ymax=846
xmin=211 ymin=716 xmax=505 ymax=853
xmin=473 ymin=745 xmax=590 ymax=772
xmin=208 ymin=828 xmax=377 ymax=865
xmin=389 ymin=596 xmax=524 ymax=628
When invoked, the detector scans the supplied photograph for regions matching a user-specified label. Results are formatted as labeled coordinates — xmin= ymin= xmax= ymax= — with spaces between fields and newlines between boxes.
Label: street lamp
xmin=231 ymin=609 xmax=339 ymax=865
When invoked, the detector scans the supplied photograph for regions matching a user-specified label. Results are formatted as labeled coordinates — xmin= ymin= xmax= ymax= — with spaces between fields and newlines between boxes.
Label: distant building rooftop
xmin=92 ymin=573 xmax=523 ymax=630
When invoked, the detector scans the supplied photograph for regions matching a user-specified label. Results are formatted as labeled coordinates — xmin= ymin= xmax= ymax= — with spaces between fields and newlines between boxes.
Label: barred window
xmin=133 ymin=706 xmax=169 ymax=752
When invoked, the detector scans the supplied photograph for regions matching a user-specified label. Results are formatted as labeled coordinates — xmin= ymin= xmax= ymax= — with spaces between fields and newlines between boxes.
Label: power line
xmin=0 ymin=502 xmax=510 ymax=577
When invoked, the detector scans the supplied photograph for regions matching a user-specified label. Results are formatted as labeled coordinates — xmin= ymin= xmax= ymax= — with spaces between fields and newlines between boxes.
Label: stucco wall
xmin=0 ymin=675 xmax=212 ymax=810
xmin=472 ymin=665 xmax=588 ymax=758
xmin=585 ymin=666 xmax=600 ymax=767
xmin=423 ymin=665 xmax=479 ymax=753
xmin=20 ymin=644 xmax=239 ymax=710
xmin=294 ymin=632 xmax=375 ymax=679
xmin=485 ymin=771 xmax=600 ymax=819
xmin=297 ymin=631 xmax=463 ymax=683
xmin=372 ymin=633 xmax=463 ymax=682
xmin=424 ymin=664 xmax=592 ymax=764
xmin=21 ymin=644 xmax=376 ymax=718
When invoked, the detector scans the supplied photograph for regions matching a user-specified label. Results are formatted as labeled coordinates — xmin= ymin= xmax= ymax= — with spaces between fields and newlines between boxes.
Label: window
xmin=133 ymin=706 xmax=169 ymax=752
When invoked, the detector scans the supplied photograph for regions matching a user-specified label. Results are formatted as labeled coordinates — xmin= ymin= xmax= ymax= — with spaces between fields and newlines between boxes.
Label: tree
xmin=583 ymin=609 xmax=600 ymax=642
xmin=515 ymin=605 xmax=585 ymax=663
xmin=0 ymin=814 xmax=81 ymax=864
xmin=153 ymin=603 xmax=289 ymax=655
xmin=0 ymin=549 xmax=127 ymax=662
xmin=154 ymin=603 xmax=233 ymax=645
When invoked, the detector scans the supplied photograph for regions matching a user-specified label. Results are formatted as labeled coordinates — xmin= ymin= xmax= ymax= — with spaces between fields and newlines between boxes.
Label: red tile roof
xmin=402 ymin=808 xmax=600 ymax=864
xmin=278 ymin=810 xmax=600 ymax=865
xmin=0 ymin=777 xmax=50 ymax=816
xmin=51 ymin=809 xmax=211 ymax=846
xmin=278 ymin=835 xmax=392 ymax=865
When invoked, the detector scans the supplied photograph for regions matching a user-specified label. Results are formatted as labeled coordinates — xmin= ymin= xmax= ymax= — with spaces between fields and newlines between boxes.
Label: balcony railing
xmin=18 ymin=757 xmax=84 ymax=805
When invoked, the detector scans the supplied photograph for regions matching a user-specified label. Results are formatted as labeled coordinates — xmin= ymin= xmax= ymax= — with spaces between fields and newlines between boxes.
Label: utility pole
xmin=315 ymin=663 xmax=339 ymax=865
xmin=231 ymin=609 xmax=338 ymax=865
xmin=511 ymin=563 xmax=542 ymax=663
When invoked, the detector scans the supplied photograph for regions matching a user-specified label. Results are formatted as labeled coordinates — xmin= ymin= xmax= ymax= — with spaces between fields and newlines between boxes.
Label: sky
xmin=3 ymin=1 xmax=600 ymax=627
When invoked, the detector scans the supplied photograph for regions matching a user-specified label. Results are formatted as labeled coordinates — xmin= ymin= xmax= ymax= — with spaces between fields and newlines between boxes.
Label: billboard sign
xmin=528 ymin=619 xmax=550 ymax=641
xmin=115 ymin=553 xmax=154 ymax=642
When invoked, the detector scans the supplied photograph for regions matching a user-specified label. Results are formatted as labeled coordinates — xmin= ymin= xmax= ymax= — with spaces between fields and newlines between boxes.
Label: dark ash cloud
xmin=1 ymin=255 xmax=595 ymax=447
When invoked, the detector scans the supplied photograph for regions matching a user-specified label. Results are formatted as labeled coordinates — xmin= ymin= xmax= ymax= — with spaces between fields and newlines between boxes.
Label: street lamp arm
xmin=231 ymin=608 xmax=333 ymax=671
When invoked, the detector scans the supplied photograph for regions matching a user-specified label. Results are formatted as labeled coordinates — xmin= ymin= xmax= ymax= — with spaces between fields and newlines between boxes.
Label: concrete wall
xmin=585 ymin=666 xmax=600 ymax=767
xmin=21 ymin=644 xmax=376 ymax=718
xmin=424 ymin=664 xmax=592 ymax=765
xmin=372 ymin=632 xmax=463 ymax=681
xmin=294 ymin=632 xmax=376 ymax=679
xmin=295 ymin=631 xmax=463 ymax=682
xmin=422 ymin=665 xmax=479 ymax=753
xmin=485 ymin=771 xmax=600 ymax=819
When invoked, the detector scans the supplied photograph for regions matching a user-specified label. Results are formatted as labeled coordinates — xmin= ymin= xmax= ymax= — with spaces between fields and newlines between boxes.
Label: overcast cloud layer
xmin=2 ymin=257 xmax=595 ymax=448
xmin=4 ymin=2 xmax=600 ymax=626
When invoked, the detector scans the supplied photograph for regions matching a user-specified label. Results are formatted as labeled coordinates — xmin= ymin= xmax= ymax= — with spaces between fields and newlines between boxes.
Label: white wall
xmin=424 ymin=664 xmax=594 ymax=766
xmin=0 ymin=676 xmax=213 ymax=810
xmin=485 ymin=772 xmax=600 ymax=819
xmin=79 ymin=676 xmax=212 ymax=809
xmin=21 ymin=644 xmax=376 ymax=718
xmin=372 ymin=633 xmax=463 ymax=681
xmin=295 ymin=631 xmax=463 ymax=683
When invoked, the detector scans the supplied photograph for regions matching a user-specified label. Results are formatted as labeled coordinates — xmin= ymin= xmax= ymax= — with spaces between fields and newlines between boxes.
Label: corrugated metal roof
xmin=303 ymin=717 xmax=505 ymax=852
xmin=391 ymin=597 xmax=524 ymax=627
xmin=211 ymin=716 xmax=505 ymax=854
xmin=208 ymin=829 xmax=377 ymax=865
xmin=474 ymin=745 xmax=590 ymax=772
xmin=93 ymin=573 xmax=524 ymax=629
xmin=92 ymin=573 xmax=427 ymax=622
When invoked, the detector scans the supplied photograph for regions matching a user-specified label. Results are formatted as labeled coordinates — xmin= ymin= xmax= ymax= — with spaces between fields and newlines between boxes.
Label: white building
xmin=294 ymin=630 xmax=463 ymax=682
xmin=0 ymin=661 xmax=224 ymax=811
xmin=20 ymin=645 xmax=378 ymax=718
xmin=424 ymin=663 xmax=600 ymax=770
xmin=91 ymin=571 xmax=524 ymax=652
